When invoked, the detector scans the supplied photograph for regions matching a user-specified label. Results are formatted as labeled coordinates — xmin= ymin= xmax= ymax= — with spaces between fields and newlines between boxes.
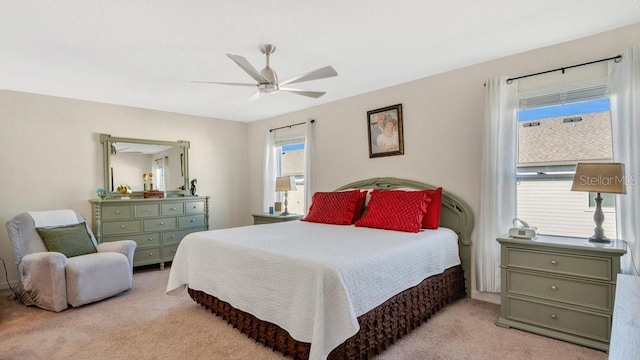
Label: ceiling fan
xmin=192 ymin=44 xmax=338 ymax=101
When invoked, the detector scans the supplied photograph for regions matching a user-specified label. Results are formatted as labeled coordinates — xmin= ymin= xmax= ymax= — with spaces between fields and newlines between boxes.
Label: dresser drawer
xmin=103 ymin=233 xmax=161 ymax=247
xmin=161 ymin=203 xmax=184 ymax=215
xmin=179 ymin=214 xmax=205 ymax=228
xmin=102 ymin=205 xmax=133 ymax=220
xmin=143 ymin=217 xmax=177 ymax=231
xmin=506 ymin=248 xmax=612 ymax=281
xmin=162 ymin=244 xmax=179 ymax=261
xmin=507 ymin=270 xmax=612 ymax=311
xmin=134 ymin=246 xmax=162 ymax=265
xmin=103 ymin=220 xmax=142 ymax=235
xmin=135 ymin=204 xmax=160 ymax=217
xmin=163 ymin=228 xmax=202 ymax=245
xmin=185 ymin=201 xmax=205 ymax=214
xmin=506 ymin=296 xmax=611 ymax=342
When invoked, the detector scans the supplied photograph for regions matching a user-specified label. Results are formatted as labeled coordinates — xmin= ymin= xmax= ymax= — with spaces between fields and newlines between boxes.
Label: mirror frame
xmin=100 ymin=134 xmax=190 ymax=198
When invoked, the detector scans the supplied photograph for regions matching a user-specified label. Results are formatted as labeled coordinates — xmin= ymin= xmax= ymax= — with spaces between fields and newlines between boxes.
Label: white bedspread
xmin=166 ymin=221 xmax=460 ymax=360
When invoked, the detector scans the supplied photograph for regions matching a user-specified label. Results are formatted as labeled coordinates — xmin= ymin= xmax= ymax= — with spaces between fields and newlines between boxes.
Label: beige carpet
xmin=0 ymin=267 xmax=606 ymax=360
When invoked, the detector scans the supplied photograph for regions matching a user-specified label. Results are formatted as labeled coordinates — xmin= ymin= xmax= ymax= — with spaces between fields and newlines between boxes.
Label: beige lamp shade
xmin=571 ymin=163 xmax=626 ymax=194
xmin=275 ymin=176 xmax=297 ymax=192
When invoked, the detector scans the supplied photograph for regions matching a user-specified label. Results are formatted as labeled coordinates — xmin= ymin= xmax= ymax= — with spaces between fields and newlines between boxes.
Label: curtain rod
xmin=269 ymin=119 xmax=315 ymax=132
xmin=506 ymin=55 xmax=622 ymax=84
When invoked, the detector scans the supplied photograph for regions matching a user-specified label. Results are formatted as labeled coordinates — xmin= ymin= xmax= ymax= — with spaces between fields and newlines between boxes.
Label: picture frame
xmin=367 ymin=103 xmax=404 ymax=158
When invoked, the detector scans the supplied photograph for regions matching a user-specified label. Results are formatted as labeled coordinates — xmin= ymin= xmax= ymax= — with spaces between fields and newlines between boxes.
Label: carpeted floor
xmin=0 ymin=266 xmax=606 ymax=360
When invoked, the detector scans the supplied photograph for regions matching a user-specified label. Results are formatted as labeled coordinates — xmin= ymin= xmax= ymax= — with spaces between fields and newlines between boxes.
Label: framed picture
xmin=367 ymin=103 xmax=404 ymax=158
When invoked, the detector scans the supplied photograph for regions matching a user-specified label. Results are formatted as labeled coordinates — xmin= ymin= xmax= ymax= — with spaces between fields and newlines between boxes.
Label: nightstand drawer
xmin=103 ymin=220 xmax=142 ymax=235
xmin=507 ymin=270 xmax=612 ymax=311
xmin=506 ymin=248 xmax=612 ymax=280
xmin=135 ymin=204 xmax=160 ymax=217
xmin=144 ymin=217 xmax=177 ymax=231
xmin=507 ymin=296 xmax=610 ymax=342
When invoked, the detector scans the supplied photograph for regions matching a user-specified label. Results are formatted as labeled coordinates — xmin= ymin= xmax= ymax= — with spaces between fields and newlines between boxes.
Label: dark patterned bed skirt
xmin=188 ymin=264 xmax=466 ymax=360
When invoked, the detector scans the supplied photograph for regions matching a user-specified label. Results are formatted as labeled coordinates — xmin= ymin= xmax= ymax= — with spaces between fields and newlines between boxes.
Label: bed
xmin=167 ymin=177 xmax=473 ymax=360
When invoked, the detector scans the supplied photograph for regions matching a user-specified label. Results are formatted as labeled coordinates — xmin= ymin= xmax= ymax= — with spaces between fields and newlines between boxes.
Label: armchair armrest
xmin=97 ymin=240 xmax=137 ymax=269
xmin=20 ymin=252 xmax=68 ymax=312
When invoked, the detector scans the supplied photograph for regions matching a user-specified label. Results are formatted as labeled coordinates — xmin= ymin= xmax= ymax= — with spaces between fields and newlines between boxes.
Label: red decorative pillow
xmin=355 ymin=190 xmax=431 ymax=232
xmin=302 ymin=190 xmax=361 ymax=225
xmin=351 ymin=191 xmax=367 ymax=223
xmin=422 ymin=187 xmax=443 ymax=229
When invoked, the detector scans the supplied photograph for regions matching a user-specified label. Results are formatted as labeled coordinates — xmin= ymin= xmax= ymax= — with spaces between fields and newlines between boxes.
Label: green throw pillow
xmin=36 ymin=222 xmax=97 ymax=258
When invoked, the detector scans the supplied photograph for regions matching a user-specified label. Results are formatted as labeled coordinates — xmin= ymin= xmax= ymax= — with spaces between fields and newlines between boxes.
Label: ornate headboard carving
xmin=335 ymin=177 xmax=474 ymax=295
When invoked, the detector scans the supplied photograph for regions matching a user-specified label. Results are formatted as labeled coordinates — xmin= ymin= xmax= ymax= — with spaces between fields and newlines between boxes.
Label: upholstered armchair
xmin=6 ymin=210 xmax=136 ymax=312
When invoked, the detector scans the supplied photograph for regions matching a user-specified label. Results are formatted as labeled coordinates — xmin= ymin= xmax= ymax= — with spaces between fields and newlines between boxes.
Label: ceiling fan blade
xmin=227 ymin=54 xmax=268 ymax=83
xmin=279 ymin=88 xmax=326 ymax=98
xmin=245 ymin=90 xmax=263 ymax=102
xmin=191 ymin=81 xmax=256 ymax=87
xmin=279 ymin=66 xmax=338 ymax=86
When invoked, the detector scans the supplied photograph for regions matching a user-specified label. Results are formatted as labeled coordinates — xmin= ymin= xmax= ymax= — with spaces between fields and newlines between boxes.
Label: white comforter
xmin=166 ymin=221 xmax=460 ymax=360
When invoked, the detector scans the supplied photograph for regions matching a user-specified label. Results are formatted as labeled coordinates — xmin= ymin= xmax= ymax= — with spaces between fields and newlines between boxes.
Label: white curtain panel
xmin=476 ymin=76 xmax=518 ymax=292
xmin=610 ymin=44 xmax=640 ymax=275
xmin=304 ymin=120 xmax=314 ymax=215
xmin=262 ymin=130 xmax=277 ymax=213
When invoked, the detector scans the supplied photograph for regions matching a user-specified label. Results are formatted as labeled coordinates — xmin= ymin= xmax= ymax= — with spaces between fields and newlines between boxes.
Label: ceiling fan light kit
xmin=193 ymin=44 xmax=338 ymax=101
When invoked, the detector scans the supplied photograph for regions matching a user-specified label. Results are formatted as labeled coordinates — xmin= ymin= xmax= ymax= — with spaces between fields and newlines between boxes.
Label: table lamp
xmin=275 ymin=176 xmax=297 ymax=216
xmin=571 ymin=162 xmax=625 ymax=243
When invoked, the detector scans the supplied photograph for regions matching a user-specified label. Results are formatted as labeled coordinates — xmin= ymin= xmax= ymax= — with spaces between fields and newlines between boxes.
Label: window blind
xmin=518 ymin=79 xmax=608 ymax=110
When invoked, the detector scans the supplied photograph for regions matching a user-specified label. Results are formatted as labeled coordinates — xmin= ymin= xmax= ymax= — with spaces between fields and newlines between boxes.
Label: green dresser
xmin=90 ymin=197 xmax=209 ymax=269
xmin=495 ymin=235 xmax=626 ymax=351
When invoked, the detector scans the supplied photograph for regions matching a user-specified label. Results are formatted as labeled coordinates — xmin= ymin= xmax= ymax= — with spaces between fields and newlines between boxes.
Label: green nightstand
xmin=252 ymin=213 xmax=303 ymax=225
xmin=495 ymin=234 xmax=626 ymax=351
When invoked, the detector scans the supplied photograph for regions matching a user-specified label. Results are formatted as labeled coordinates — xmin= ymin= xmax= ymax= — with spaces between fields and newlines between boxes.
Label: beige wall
xmin=0 ymin=91 xmax=249 ymax=287
xmin=247 ymin=22 xmax=640 ymax=301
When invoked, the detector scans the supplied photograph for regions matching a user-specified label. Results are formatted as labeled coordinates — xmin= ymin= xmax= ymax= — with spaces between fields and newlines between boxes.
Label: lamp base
xmin=588 ymin=235 xmax=611 ymax=244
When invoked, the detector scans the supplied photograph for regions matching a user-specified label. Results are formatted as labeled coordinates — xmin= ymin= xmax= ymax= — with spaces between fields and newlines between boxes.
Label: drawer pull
xmin=550 ymin=260 xmax=558 ymax=265
xmin=171 ymin=235 xmax=176 ymax=239
xmin=115 ymin=210 xmax=121 ymax=214
xmin=190 ymin=219 xmax=195 ymax=223
xmin=145 ymin=208 xmax=151 ymax=212
xmin=550 ymin=285 xmax=558 ymax=291
xmin=159 ymin=222 xmax=164 ymax=225
xmin=148 ymin=238 xmax=153 ymax=241
xmin=148 ymin=252 xmax=154 ymax=256
xmin=193 ymin=206 xmax=197 ymax=209
xmin=120 ymin=225 xmax=126 ymax=228
xmin=550 ymin=314 xmax=557 ymax=319
xmin=171 ymin=249 xmax=176 ymax=253
xmin=171 ymin=207 xmax=176 ymax=210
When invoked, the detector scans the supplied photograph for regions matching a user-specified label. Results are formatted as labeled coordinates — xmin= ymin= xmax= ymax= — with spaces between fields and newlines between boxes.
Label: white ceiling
xmin=1 ymin=1 xmax=639 ymax=122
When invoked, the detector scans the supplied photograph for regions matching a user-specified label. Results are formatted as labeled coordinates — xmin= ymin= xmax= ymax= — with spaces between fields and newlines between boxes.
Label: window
xmin=516 ymin=80 xmax=617 ymax=238
xmin=276 ymin=140 xmax=305 ymax=214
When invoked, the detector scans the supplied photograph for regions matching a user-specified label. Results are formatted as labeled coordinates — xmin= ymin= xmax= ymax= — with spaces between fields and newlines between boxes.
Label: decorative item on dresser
xmin=496 ymin=235 xmax=626 ymax=351
xmin=90 ymin=197 xmax=209 ymax=269
xmin=252 ymin=212 xmax=302 ymax=225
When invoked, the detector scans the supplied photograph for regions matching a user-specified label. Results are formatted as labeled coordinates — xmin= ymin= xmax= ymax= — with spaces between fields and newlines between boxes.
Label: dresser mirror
xmin=100 ymin=134 xmax=190 ymax=197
